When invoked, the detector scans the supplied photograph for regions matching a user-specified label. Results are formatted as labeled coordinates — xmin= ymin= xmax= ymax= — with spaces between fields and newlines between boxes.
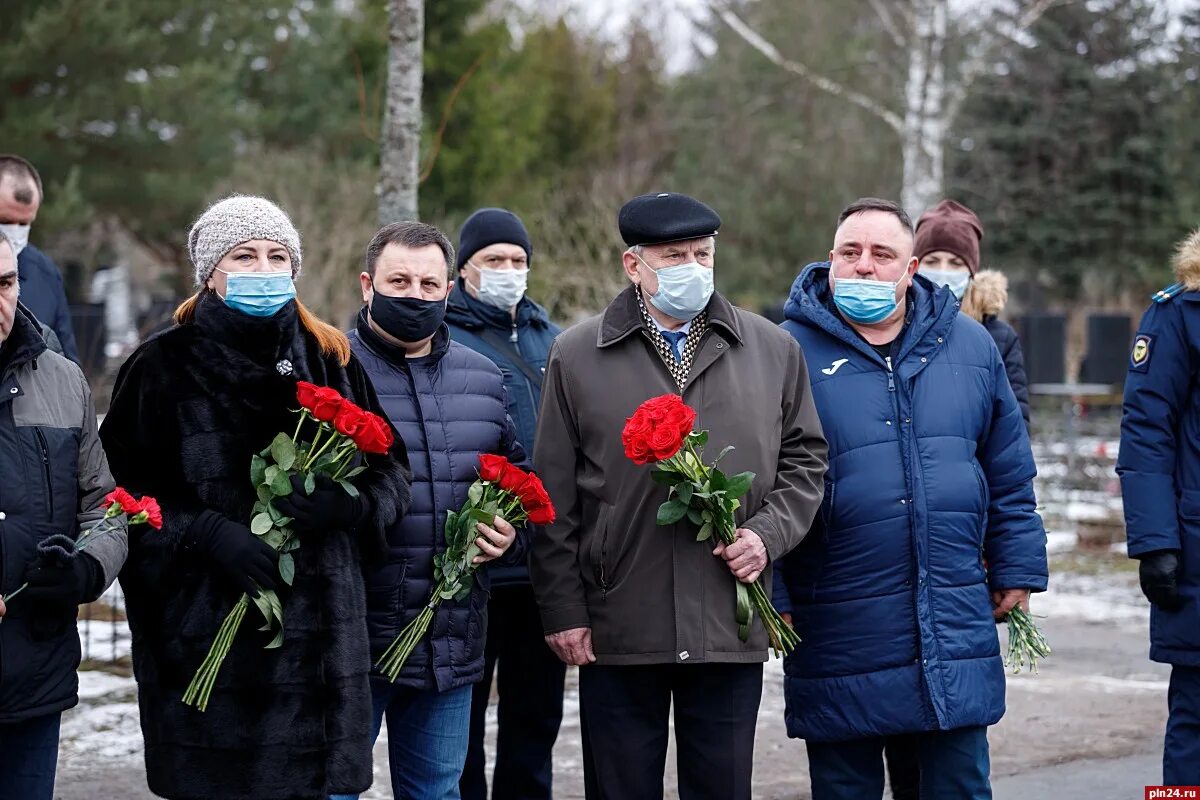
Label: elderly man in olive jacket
xmin=530 ymin=192 xmax=828 ymax=800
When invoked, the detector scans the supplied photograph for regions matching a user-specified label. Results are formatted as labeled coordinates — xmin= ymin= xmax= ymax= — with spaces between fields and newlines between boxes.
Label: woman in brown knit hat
xmin=915 ymin=199 xmax=1031 ymax=428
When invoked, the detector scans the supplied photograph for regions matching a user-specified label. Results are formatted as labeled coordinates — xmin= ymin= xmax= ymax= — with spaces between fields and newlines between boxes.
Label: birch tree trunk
xmin=716 ymin=0 xmax=1062 ymax=220
xmin=378 ymin=0 xmax=423 ymax=226
xmin=901 ymin=0 xmax=949 ymax=219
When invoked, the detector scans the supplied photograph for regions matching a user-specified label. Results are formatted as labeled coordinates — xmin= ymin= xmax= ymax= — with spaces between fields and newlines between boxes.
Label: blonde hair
xmin=173 ymin=292 xmax=351 ymax=366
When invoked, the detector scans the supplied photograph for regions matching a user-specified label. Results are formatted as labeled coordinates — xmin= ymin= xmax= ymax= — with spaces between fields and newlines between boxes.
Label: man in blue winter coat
xmin=0 ymin=155 xmax=78 ymax=363
xmin=449 ymin=208 xmax=565 ymax=800
xmin=776 ymin=197 xmax=1047 ymax=799
xmin=1118 ymin=228 xmax=1200 ymax=786
xmin=346 ymin=220 xmax=529 ymax=800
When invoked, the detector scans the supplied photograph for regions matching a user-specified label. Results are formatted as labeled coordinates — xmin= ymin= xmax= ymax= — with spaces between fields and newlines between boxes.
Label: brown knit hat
xmin=914 ymin=199 xmax=983 ymax=275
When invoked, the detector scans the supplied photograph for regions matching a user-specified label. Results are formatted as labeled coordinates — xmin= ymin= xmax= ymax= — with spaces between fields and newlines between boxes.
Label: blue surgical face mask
xmin=921 ymin=267 xmax=971 ymax=300
xmin=215 ymin=269 xmax=296 ymax=317
xmin=636 ymin=254 xmax=714 ymax=321
xmin=832 ymin=276 xmax=900 ymax=324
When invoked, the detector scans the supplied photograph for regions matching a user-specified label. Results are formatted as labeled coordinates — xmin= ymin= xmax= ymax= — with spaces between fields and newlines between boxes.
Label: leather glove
xmin=1139 ymin=549 xmax=1185 ymax=612
xmin=273 ymin=474 xmax=372 ymax=535
xmin=19 ymin=554 xmax=96 ymax=619
xmin=187 ymin=510 xmax=279 ymax=596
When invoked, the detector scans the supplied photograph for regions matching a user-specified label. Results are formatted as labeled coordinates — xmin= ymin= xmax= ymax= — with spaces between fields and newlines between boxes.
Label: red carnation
xmin=478 ymin=454 xmax=509 ymax=483
xmin=333 ymin=403 xmax=370 ymax=439
xmin=309 ymin=386 xmax=345 ymax=422
xmin=296 ymin=381 xmax=320 ymax=412
xmin=354 ymin=413 xmax=395 ymax=455
xmin=104 ymin=487 xmax=141 ymax=515
xmin=137 ymin=497 xmax=164 ymax=530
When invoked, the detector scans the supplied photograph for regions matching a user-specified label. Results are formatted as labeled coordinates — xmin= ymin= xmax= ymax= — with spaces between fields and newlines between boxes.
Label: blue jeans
xmin=333 ymin=679 xmax=473 ymax=800
xmin=807 ymin=726 xmax=991 ymax=800
xmin=0 ymin=712 xmax=62 ymax=800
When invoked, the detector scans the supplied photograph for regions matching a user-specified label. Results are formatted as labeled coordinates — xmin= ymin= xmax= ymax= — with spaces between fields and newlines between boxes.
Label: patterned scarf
xmin=637 ymin=290 xmax=708 ymax=391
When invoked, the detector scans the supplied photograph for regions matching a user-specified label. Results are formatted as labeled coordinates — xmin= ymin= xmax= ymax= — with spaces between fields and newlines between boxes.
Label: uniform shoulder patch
xmin=1130 ymin=333 xmax=1153 ymax=372
xmin=1152 ymin=283 xmax=1183 ymax=303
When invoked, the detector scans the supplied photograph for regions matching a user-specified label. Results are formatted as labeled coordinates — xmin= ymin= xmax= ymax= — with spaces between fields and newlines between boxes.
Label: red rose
xmin=649 ymin=424 xmax=684 ymax=460
xmin=296 ymin=381 xmax=319 ymax=412
xmin=137 ymin=497 xmax=164 ymax=529
xmin=621 ymin=394 xmax=695 ymax=465
xmin=517 ymin=473 xmax=551 ymax=509
xmin=310 ymin=386 xmax=345 ymax=422
xmin=104 ymin=487 xmax=141 ymax=515
xmin=353 ymin=413 xmax=395 ymax=455
xmin=333 ymin=403 xmax=369 ymax=439
xmin=527 ymin=503 xmax=556 ymax=526
xmin=478 ymin=454 xmax=509 ymax=483
xmin=498 ymin=463 xmax=532 ymax=495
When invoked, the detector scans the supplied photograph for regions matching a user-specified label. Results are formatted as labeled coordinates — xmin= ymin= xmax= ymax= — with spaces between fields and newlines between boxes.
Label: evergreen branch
xmin=713 ymin=4 xmax=904 ymax=133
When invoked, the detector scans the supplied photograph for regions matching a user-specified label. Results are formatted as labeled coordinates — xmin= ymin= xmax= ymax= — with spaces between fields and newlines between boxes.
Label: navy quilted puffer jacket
xmin=350 ymin=311 xmax=529 ymax=693
xmin=777 ymin=264 xmax=1047 ymax=742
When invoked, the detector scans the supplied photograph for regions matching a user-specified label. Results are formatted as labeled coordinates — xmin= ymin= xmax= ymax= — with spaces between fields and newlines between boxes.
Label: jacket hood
xmin=1175 ymin=229 xmax=1200 ymax=290
xmin=783 ymin=262 xmax=958 ymax=355
xmin=964 ymin=270 xmax=1008 ymax=319
xmin=444 ymin=278 xmax=552 ymax=331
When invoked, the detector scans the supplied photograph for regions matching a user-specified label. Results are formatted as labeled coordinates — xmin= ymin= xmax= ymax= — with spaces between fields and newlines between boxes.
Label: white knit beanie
xmin=188 ymin=195 xmax=302 ymax=286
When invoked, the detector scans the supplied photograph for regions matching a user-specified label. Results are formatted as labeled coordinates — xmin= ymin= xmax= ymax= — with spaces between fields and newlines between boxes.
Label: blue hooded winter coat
xmin=776 ymin=263 xmax=1047 ymax=742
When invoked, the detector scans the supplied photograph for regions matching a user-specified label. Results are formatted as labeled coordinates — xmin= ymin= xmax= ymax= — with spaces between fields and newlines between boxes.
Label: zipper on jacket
xmin=34 ymin=427 xmax=53 ymax=512
xmin=510 ymin=324 xmax=518 ymax=344
xmin=598 ymin=533 xmax=610 ymax=600
xmin=886 ymin=356 xmax=895 ymax=392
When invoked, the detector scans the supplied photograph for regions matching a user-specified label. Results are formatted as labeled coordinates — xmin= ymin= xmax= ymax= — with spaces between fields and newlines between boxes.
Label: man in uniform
xmin=1118 ymin=228 xmax=1200 ymax=786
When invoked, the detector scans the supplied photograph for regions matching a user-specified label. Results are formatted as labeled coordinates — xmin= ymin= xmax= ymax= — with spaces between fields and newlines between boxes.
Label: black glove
xmin=1139 ymin=550 xmax=1185 ymax=612
xmin=19 ymin=554 xmax=96 ymax=619
xmin=273 ymin=474 xmax=372 ymax=535
xmin=187 ymin=510 xmax=279 ymax=596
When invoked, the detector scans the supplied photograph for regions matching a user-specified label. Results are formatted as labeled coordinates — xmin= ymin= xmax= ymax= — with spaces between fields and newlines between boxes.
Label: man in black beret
xmin=531 ymin=192 xmax=828 ymax=798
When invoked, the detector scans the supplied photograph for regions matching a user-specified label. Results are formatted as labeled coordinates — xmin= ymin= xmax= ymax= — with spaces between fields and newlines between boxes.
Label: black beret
xmin=618 ymin=192 xmax=721 ymax=247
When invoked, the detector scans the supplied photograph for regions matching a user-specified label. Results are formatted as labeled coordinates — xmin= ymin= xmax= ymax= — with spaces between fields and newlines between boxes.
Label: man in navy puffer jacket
xmin=775 ymin=198 xmax=1047 ymax=800
xmin=346 ymin=221 xmax=529 ymax=800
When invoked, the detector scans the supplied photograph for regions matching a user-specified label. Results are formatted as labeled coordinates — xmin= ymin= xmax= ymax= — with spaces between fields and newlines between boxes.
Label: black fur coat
xmin=99 ymin=295 xmax=411 ymax=800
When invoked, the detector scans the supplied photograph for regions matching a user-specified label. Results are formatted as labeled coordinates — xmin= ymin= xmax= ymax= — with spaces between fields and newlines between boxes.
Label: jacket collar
xmin=445 ymin=277 xmax=551 ymax=332
xmin=784 ymin=262 xmax=958 ymax=363
xmin=597 ymin=284 xmax=743 ymax=349
xmin=0 ymin=302 xmax=48 ymax=380
xmin=355 ymin=306 xmax=451 ymax=365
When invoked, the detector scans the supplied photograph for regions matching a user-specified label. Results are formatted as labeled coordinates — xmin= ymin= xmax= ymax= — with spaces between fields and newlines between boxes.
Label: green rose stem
xmin=182 ymin=594 xmax=250 ymax=711
xmin=376 ymin=489 xmax=529 ymax=682
xmin=302 ymin=423 xmax=340 ymax=471
xmin=662 ymin=438 xmax=800 ymax=657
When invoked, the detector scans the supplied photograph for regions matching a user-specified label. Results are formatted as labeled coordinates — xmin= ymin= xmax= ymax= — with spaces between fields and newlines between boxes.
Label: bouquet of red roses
xmin=622 ymin=394 xmax=799 ymax=656
xmin=183 ymin=381 xmax=393 ymax=711
xmin=2 ymin=487 xmax=162 ymax=607
xmin=375 ymin=454 xmax=554 ymax=681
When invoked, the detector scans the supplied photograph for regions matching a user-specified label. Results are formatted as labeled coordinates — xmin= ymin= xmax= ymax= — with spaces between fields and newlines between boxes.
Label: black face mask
xmin=370 ymin=292 xmax=447 ymax=343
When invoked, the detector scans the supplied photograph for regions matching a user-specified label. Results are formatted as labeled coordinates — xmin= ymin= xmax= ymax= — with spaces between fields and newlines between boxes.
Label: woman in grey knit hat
xmin=100 ymin=195 xmax=412 ymax=800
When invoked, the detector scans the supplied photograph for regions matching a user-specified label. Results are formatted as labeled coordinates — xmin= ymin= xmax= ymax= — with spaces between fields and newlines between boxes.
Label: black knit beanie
xmin=456 ymin=208 xmax=532 ymax=269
